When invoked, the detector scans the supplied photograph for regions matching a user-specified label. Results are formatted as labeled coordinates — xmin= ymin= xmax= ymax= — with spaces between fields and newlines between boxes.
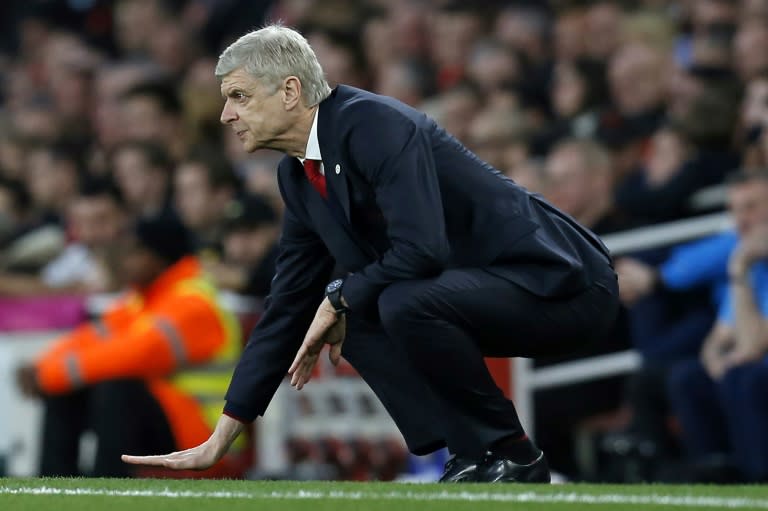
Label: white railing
xmin=513 ymin=211 xmax=732 ymax=435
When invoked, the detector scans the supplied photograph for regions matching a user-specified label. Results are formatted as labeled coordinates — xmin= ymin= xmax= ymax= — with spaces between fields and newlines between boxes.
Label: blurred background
xmin=1 ymin=0 xmax=768 ymax=484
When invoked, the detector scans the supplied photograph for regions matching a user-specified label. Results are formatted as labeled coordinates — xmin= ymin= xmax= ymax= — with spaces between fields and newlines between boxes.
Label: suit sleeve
xmin=224 ymin=205 xmax=334 ymax=422
xmin=341 ymin=106 xmax=450 ymax=313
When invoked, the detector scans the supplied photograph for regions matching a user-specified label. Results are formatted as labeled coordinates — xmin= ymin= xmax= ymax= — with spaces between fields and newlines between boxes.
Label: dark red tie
xmin=303 ymin=159 xmax=327 ymax=199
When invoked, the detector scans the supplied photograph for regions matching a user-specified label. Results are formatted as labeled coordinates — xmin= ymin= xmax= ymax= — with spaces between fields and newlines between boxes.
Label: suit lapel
xmin=287 ymin=157 xmax=371 ymax=269
xmin=317 ymin=93 xmax=351 ymax=222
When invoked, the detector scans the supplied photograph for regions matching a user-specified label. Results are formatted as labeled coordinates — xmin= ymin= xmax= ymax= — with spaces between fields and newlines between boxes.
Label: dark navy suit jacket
xmin=224 ymin=85 xmax=613 ymax=421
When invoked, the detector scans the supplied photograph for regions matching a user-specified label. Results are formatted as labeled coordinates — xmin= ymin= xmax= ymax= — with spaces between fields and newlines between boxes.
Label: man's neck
xmin=282 ymin=105 xmax=318 ymax=159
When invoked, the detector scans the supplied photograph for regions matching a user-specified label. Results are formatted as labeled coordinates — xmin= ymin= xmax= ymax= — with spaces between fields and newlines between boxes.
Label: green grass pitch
xmin=2 ymin=477 xmax=768 ymax=511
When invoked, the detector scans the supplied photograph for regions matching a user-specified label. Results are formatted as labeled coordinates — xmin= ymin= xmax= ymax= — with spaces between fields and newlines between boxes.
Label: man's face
xmin=729 ymin=180 xmax=768 ymax=236
xmin=545 ymin=146 xmax=590 ymax=217
xmin=742 ymin=78 xmax=768 ymax=128
xmin=224 ymin=226 xmax=277 ymax=265
xmin=113 ymin=148 xmax=156 ymax=206
xmin=121 ymin=96 xmax=167 ymax=141
xmin=174 ymin=163 xmax=228 ymax=230
xmin=220 ymin=68 xmax=291 ymax=153
xmin=609 ymin=44 xmax=666 ymax=115
xmin=68 ymin=196 xmax=125 ymax=249
xmin=117 ymin=235 xmax=165 ymax=289
xmin=734 ymin=24 xmax=768 ymax=81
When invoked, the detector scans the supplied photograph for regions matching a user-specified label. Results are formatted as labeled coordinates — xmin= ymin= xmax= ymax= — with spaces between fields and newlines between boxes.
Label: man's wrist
xmin=729 ymin=272 xmax=751 ymax=286
xmin=325 ymin=278 xmax=348 ymax=313
xmin=729 ymin=258 xmax=751 ymax=283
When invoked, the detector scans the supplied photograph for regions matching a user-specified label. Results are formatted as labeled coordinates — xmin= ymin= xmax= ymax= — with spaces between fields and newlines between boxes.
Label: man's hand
xmin=122 ymin=415 xmax=244 ymax=470
xmin=288 ymin=297 xmax=346 ymax=390
xmin=721 ymin=337 xmax=766 ymax=372
xmin=730 ymin=225 xmax=768 ymax=278
xmin=700 ymin=325 xmax=735 ymax=380
xmin=616 ymin=258 xmax=658 ymax=306
xmin=15 ymin=365 xmax=43 ymax=399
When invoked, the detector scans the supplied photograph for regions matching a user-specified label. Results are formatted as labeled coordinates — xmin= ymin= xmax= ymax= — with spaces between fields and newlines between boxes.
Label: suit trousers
xmin=342 ymin=262 xmax=619 ymax=458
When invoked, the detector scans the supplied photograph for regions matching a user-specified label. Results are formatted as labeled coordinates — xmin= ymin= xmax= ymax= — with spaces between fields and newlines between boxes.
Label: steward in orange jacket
xmin=17 ymin=216 xmax=241 ymax=477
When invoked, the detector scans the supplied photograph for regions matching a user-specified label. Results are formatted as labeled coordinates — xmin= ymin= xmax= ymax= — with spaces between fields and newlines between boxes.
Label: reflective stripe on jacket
xmin=35 ymin=256 xmax=242 ymax=449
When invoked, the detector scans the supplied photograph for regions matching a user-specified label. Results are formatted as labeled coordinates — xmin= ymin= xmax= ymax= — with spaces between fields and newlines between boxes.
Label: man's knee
xmin=377 ymin=281 xmax=426 ymax=333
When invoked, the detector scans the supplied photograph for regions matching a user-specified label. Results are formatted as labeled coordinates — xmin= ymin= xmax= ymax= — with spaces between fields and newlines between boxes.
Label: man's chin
xmin=243 ymin=140 xmax=261 ymax=153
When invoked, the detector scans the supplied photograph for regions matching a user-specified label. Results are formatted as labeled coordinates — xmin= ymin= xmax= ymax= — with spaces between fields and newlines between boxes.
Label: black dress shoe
xmin=438 ymin=455 xmax=479 ymax=482
xmin=474 ymin=450 xmax=551 ymax=483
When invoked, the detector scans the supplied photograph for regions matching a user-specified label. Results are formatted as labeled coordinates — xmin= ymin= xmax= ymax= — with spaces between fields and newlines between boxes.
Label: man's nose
xmin=220 ymin=100 xmax=237 ymax=124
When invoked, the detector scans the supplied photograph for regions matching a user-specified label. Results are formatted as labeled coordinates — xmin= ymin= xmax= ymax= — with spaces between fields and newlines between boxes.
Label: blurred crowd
xmin=3 ymin=0 xmax=768 ymax=483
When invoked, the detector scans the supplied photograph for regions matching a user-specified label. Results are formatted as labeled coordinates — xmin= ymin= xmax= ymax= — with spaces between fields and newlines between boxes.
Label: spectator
xmin=0 ymin=177 xmax=29 ymax=239
xmin=429 ymin=3 xmax=483 ymax=91
xmin=119 ymin=80 xmax=186 ymax=160
xmin=111 ymin=140 xmax=173 ymax=219
xmin=532 ymin=58 xmax=609 ymax=155
xmin=180 ymin=58 xmax=224 ymax=148
xmin=584 ymin=2 xmax=624 ymax=61
xmin=612 ymin=170 xmax=768 ymax=480
xmin=113 ymin=0 xmax=168 ymax=57
xmin=92 ymin=62 xmax=161 ymax=151
xmin=506 ymin=158 xmax=547 ymax=195
xmin=616 ymin=83 xmax=740 ymax=225
xmin=553 ymin=7 xmax=586 ymax=62
xmin=544 ymin=138 xmax=631 ymax=235
xmin=305 ymin=28 xmax=368 ymax=90
xmin=238 ymin=151 xmax=284 ymax=216
xmin=733 ymin=21 xmax=768 ymax=83
xmin=465 ymin=39 xmax=521 ymax=95
xmin=426 ymin=83 xmax=482 ymax=145
xmin=25 ymin=141 xmax=83 ymax=225
xmin=466 ymin=107 xmax=529 ymax=172
xmin=3 ymin=141 xmax=83 ymax=272
xmin=0 ymin=179 xmax=126 ymax=296
xmin=741 ymin=72 xmax=768 ymax=168
xmin=667 ymin=170 xmax=768 ymax=482
xmin=173 ymin=151 xmax=241 ymax=256
xmin=494 ymin=6 xmax=549 ymax=66
xmin=374 ymin=59 xmax=430 ymax=107
xmin=15 ymin=215 xmax=241 ymax=477
xmin=605 ymin=42 xmax=669 ymax=143
xmin=204 ymin=194 xmax=279 ymax=299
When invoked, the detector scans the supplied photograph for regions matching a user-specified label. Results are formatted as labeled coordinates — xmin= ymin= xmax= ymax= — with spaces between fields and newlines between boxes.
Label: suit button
xmin=335 ymin=164 xmax=341 ymax=174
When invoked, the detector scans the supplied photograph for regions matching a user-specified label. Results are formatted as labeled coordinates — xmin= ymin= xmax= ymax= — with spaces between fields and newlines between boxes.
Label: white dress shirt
xmin=298 ymin=107 xmax=324 ymax=175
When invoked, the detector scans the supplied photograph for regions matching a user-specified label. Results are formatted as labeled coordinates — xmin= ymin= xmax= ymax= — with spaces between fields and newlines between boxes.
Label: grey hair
xmin=215 ymin=25 xmax=332 ymax=106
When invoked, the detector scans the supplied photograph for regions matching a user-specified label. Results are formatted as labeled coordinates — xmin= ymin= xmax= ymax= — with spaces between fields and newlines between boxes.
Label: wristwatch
xmin=325 ymin=278 xmax=348 ymax=314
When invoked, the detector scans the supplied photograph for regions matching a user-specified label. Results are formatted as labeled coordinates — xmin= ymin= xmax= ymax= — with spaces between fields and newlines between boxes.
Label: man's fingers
xmin=329 ymin=342 xmax=343 ymax=366
xmin=121 ymin=454 xmax=174 ymax=467
xmin=122 ymin=452 xmax=212 ymax=470
xmin=288 ymin=344 xmax=307 ymax=375
xmin=289 ymin=329 xmax=324 ymax=375
xmin=294 ymin=357 xmax=316 ymax=389
xmin=291 ymin=351 xmax=318 ymax=388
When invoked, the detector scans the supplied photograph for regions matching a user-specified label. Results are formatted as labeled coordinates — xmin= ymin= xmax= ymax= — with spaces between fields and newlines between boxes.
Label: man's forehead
xmin=220 ymin=69 xmax=256 ymax=92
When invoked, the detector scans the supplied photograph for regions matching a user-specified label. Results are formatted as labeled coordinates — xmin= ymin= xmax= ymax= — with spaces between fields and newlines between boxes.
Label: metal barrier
xmin=513 ymin=211 xmax=732 ymax=434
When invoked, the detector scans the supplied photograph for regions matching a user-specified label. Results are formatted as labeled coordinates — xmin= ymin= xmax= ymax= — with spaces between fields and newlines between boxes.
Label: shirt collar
xmin=299 ymin=106 xmax=321 ymax=164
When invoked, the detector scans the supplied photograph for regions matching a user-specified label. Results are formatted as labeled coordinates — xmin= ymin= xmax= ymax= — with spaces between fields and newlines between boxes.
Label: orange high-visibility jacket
xmin=35 ymin=256 xmax=241 ymax=450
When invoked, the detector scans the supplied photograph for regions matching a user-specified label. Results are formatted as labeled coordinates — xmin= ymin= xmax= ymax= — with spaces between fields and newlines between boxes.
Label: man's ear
xmin=282 ymin=76 xmax=302 ymax=110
